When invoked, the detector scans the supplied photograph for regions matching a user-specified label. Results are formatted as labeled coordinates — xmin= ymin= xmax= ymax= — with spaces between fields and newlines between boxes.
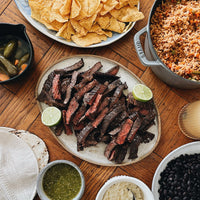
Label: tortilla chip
xmin=70 ymin=0 xmax=81 ymax=18
xmin=115 ymin=1 xmax=129 ymax=9
xmin=90 ymin=24 xmax=112 ymax=37
xmin=50 ymin=0 xmax=69 ymax=22
xmin=107 ymin=17 xmax=126 ymax=33
xmin=46 ymin=20 xmax=64 ymax=31
xmin=56 ymin=21 xmax=75 ymax=40
xmin=75 ymin=0 xmax=100 ymax=20
xmin=110 ymin=6 xmax=144 ymax=22
xmin=79 ymin=13 xmax=97 ymax=30
xmin=70 ymin=19 xmax=88 ymax=36
xmin=50 ymin=11 xmax=69 ymax=23
xmin=100 ymin=0 xmax=119 ymax=15
xmin=71 ymin=33 xmax=107 ymax=47
xmin=29 ymin=0 xmax=144 ymax=46
xmin=60 ymin=0 xmax=73 ymax=15
xmin=96 ymin=14 xmax=111 ymax=29
xmin=128 ymin=0 xmax=139 ymax=7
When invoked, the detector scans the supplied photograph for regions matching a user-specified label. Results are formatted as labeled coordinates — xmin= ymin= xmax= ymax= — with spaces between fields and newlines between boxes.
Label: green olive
xmin=0 ymin=54 xmax=18 ymax=76
xmin=17 ymin=53 xmax=30 ymax=69
xmin=3 ymin=40 xmax=18 ymax=59
xmin=0 ymin=65 xmax=9 ymax=76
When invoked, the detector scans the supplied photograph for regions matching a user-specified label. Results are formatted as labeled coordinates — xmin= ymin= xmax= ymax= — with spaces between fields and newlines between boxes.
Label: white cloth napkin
xmin=0 ymin=131 xmax=38 ymax=200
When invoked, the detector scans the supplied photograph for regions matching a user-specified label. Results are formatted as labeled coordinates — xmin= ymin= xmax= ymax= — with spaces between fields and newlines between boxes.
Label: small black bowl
xmin=0 ymin=23 xmax=34 ymax=84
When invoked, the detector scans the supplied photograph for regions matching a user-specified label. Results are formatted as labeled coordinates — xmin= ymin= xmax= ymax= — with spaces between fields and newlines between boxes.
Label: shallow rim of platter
xmin=96 ymin=175 xmax=154 ymax=200
xmin=151 ymin=141 xmax=200 ymax=200
xmin=35 ymin=54 xmax=161 ymax=166
xmin=14 ymin=0 xmax=140 ymax=48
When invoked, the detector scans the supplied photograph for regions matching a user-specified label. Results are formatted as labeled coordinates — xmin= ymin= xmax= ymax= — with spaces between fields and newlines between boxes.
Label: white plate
xmin=36 ymin=54 xmax=161 ymax=166
xmin=96 ymin=176 xmax=154 ymax=200
xmin=14 ymin=0 xmax=138 ymax=48
xmin=152 ymin=141 xmax=200 ymax=200
xmin=0 ymin=127 xmax=38 ymax=200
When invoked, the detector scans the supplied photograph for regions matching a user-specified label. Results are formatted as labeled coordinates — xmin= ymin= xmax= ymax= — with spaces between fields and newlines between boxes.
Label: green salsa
xmin=42 ymin=163 xmax=82 ymax=200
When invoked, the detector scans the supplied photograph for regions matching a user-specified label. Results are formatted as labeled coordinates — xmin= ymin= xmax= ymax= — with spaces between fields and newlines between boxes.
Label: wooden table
xmin=1 ymin=0 xmax=199 ymax=199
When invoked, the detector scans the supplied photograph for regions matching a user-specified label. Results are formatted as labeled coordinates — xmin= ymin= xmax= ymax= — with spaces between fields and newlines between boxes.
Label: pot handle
xmin=134 ymin=26 xmax=161 ymax=67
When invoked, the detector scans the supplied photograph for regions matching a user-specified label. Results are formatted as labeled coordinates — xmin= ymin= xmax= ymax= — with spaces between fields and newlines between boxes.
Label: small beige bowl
xmin=37 ymin=160 xmax=85 ymax=200
xmin=96 ymin=175 xmax=154 ymax=200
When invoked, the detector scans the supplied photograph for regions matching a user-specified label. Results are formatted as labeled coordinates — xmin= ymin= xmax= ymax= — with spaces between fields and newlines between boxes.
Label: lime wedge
xmin=132 ymin=84 xmax=153 ymax=102
xmin=41 ymin=106 xmax=62 ymax=127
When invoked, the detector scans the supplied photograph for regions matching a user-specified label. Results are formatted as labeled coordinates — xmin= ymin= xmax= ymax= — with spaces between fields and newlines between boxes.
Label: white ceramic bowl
xmin=96 ymin=175 xmax=154 ymax=200
xmin=152 ymin=141 xmax=200 ymax=200
xmin=37 ymin=160 xmax=85 ymax=200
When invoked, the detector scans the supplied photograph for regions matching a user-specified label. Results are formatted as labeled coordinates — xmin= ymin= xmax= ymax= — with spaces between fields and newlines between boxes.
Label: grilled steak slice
xmin=65 ymin=97 xmax=79 ymax=124
xmin=94 ymin=72 xmax=119 ymax=83
xmin=92 ymin=107 xmax=109 ymax=128
xmin=74 ymin=62 xmax=102 ymax=90
xmin=94 ymin=65 xmax=120 ymax=83
xmin=127 ymin=115 xmax=143 ymax=142
xmin=109 ymin=83 xmax=128 ymax=108
xmin=107 ymin=65 xmax=120 ymax=75
xmin=74 ymin=79 xmax=98 ymax=101
xmin=73 ymin=122 xmax=86 ymax=131
xmin=116 ymin=119 xmax=133 ymax=145
xmin=108 ymin=146 xmax=120 ymax=161
xmin=103 ymin=79 xmax=122 ymax=96
xmin=62 ymin=110 xmax=73 ymax=135
xmin=101 ymin=135 xmax=111 ymax=143
xmin=109 ymin=111 xmax=128 ymax=130
xmin=83 ymin=81 xmax=108 ymax=106
xmin=107 ymin=127 xmax=121 ymax=136
xmin=83 ymin=84 xmax=101 ymax=106
xmin=37 ymin=71 xmax=55 ymax=102
xmin=55 ymin=123 xmax=64 ymax=136
xmin=115 ymin=143 xmax=129 ymax=164
xmin=64 ymin=71 xmax=79 ymax=104
xmin=54 ymin=58 xmax=84 ymax=76
xmin=139 ymin=130 xmax=155 ymax=143
xmin=128 ymin=134 xmax=143 ymax=159
xmin=82 ymin=61 xmax=103 ymax=79
xmin=72 ymin=103 xmax=87 ymax=125
xmin=97 ymin=97 xmax=110 ymax=113
xmin=52 ymin=74 xmax=62 ymax=100
xmin=85 ymin=94 xmax=102 ymax=120
xmin=101 ymin=105 xmax=124 ymax=136
xmin=139 ymin=110 xmax=156 ymax=131
xmin=77 ymin=123 xmax=94 ymax=148
xmin=61 ymin=78 xmax=71 ymax=95
xmin=38 ymin=90 xmax=66 ymax=108
xmin=84 ymin=129 xmax=100 ymax=147
xmin=104 ymin=140 xmax=118 ymax=159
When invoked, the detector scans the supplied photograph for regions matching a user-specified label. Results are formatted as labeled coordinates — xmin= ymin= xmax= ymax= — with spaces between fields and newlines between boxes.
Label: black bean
xmin=158 ymin=153 xmax=200 ymax=200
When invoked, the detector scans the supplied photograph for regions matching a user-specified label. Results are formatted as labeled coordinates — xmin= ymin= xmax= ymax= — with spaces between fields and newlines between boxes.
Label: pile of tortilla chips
xmin=29 ymin=0 xmax=144 ymax=47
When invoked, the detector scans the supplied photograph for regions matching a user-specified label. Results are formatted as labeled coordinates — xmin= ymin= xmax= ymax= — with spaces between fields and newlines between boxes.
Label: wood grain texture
xmin=0 ymin=0 xmax=196 ymax=200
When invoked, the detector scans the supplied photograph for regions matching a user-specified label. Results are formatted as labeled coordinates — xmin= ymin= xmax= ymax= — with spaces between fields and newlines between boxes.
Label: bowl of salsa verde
xmin=37 ymin=160 xmax=85 ymax=200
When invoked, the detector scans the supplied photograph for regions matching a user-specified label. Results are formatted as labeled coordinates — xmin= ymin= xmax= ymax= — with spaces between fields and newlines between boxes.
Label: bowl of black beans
xmin=152 ymin=141 xmax=200 ymax=200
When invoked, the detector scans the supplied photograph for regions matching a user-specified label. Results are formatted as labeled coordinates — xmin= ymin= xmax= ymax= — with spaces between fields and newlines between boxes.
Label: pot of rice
xmin=134 ymin=0 xmax=200 ymax=89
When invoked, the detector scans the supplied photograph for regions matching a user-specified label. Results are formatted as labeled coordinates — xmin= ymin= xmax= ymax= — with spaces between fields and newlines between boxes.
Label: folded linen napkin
xmin=0 ymin=131 xmax=38 ymax=200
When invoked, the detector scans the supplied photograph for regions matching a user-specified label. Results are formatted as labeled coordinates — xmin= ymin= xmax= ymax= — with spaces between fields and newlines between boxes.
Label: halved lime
xmin=41 ymin=106 xmax=62 ymax=127
xmin=132 ymin=84 xmax=153 ymax=102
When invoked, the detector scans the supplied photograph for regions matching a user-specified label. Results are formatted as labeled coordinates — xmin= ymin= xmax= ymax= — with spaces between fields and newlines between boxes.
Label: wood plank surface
xmin=0 ymin=0 xmax=197 ymax=200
